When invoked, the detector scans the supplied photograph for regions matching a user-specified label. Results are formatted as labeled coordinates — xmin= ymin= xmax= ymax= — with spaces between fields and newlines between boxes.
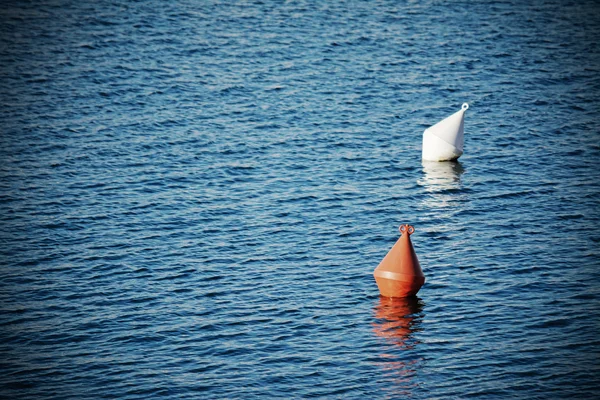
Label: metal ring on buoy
xmin=399 ymin=224 xmax=415 ymax=235
xmin=462 ymin=103 xmax=469 ymax=110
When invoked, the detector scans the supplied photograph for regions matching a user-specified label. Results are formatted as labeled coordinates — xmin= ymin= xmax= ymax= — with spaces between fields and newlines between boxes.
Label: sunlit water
xmin=1 ymin=0 xmax=599 ymax=398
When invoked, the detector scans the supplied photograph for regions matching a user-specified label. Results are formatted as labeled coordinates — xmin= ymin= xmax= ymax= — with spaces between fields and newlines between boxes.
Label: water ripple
xmin=1 ymin=0 xmax=600 ymax=399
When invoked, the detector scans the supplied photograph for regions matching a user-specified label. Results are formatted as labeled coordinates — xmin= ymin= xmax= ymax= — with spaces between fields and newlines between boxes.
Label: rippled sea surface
xmin=1 ymin=0 xmax=600 ymax=398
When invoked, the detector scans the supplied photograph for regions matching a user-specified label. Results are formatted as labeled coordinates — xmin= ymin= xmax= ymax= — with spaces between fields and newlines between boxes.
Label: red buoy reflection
xmin=373 ymin=296 xmax=424 ymax=394
xmin=373 ymin=296 xmax=423 ymax=348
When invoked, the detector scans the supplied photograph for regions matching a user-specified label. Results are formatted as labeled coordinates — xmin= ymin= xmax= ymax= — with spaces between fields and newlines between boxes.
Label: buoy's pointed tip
xmin=462 ymin=103 xmax=469 ymax=110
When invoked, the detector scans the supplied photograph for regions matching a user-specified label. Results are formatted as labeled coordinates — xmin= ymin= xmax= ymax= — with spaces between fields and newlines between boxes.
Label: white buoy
xmin=422 ymin=103 xmax=469 ymax=162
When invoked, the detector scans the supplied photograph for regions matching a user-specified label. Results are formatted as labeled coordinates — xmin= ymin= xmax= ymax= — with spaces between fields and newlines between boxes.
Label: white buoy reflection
xmin=418 ymin=160 xmax=466 ymax=210
xmin=419 ymin=160 xmax=465 ymax=191
xmin=416 ymin=161 xmax=469 ymax=285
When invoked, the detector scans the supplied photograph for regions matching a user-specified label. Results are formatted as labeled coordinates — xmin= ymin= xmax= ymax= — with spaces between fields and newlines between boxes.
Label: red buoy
xmin=374 ymin=224 xmax=425 ymax=298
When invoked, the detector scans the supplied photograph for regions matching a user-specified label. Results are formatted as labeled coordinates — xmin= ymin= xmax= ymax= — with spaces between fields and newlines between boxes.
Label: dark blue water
xmin=1 ymin=0 xmax=599 ymax=398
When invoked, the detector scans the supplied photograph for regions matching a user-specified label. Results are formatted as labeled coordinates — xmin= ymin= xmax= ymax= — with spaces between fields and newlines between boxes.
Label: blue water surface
xmin=1 ymin=0 xmax=599 ymax=398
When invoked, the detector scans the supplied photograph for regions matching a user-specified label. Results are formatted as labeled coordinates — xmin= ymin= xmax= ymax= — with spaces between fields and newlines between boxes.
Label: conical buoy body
xmin=374 ymin=225 xmax=425 ymax=298
xmin=422 ymin=103 xmax=469 ymax=162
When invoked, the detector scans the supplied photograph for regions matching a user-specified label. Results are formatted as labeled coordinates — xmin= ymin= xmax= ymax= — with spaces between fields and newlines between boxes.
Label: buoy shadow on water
xmin=422 ymin=103 xmax=469 ymax=162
